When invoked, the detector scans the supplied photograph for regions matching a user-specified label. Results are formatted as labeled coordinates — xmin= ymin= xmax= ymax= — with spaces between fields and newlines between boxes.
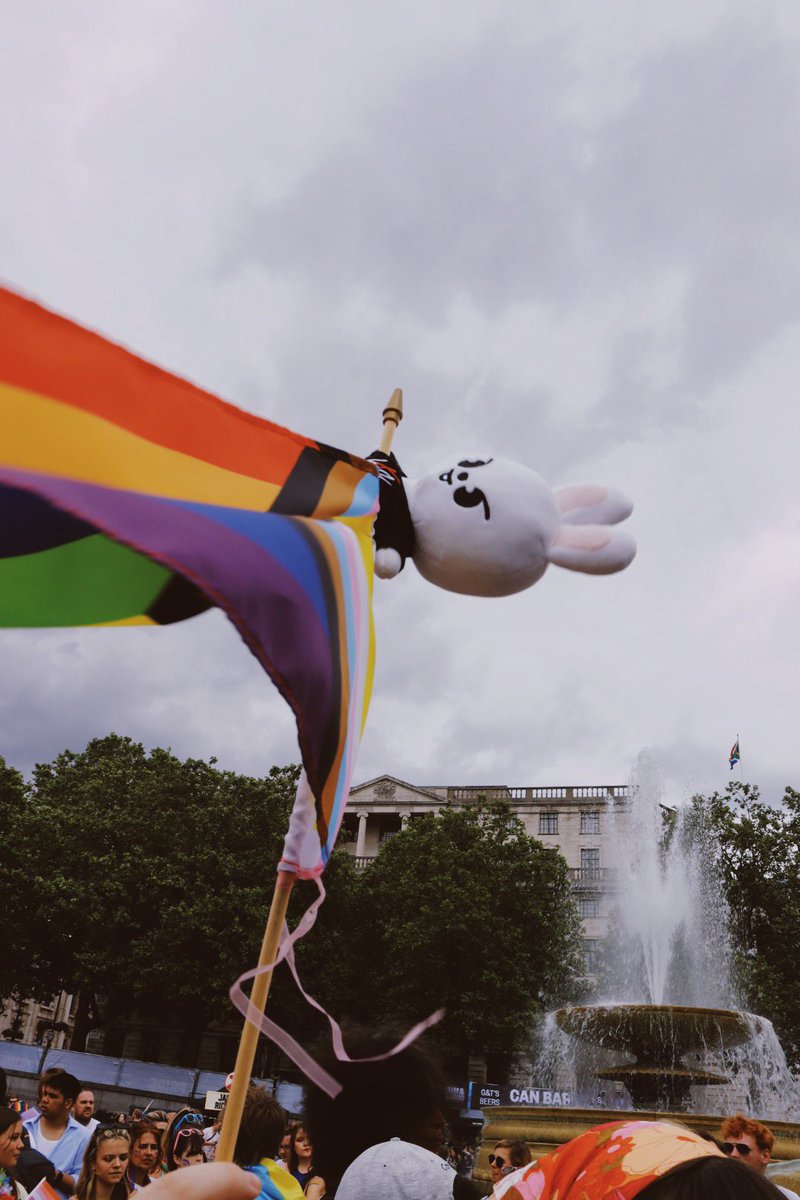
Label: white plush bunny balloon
xmin=373 ymin=455 xmax=636 ymax=597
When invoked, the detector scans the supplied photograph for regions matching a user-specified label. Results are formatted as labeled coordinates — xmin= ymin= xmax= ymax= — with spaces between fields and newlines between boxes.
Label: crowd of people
xmin=1 ymin=1056 xmax=799 ymax=1200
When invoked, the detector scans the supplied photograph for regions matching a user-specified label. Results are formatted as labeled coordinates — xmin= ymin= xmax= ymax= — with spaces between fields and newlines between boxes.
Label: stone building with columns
xmin=341 ymin=775 xmax=630 ymax=968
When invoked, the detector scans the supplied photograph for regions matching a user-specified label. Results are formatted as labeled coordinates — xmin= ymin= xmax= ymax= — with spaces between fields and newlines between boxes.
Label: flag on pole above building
xmin=729 ymin=737 xmax=740 ymax=770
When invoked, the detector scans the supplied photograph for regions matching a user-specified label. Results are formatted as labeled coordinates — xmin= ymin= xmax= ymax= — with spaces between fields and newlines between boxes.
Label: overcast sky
xmin=1 ymin=1 xmax=798 ymax=807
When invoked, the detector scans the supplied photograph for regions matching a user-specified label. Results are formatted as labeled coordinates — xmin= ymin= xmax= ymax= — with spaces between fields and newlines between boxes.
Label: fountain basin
xmin=555 ymin=1005 xmax=752 ymax=1058
xmin=554 ymin=1004 xmax=754 ymax=1110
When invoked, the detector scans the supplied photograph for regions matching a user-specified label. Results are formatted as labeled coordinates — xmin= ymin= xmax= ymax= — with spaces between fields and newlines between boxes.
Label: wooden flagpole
xmin=215 ymin=869 xmax=295 ymax=1162
xmin=379 ymin=388 xmax=403 ymax=454
xmin=215 ymin=390 xmax=404 ymax=1163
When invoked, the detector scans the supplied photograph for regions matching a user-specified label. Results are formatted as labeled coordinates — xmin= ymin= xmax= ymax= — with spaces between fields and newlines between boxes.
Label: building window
xmin=377 ymin=815 xmax=402 ymax=843
xmin=538 ymin=812 xmax=559 ymax=835
xmin=580 ymin=810 xmax=601 ymax=835
xmin=579 ymin=896 xmax=600 ymax=918
xmin=580 ymin=848 xmax=600 ymax=878
xmin=583 ymin=939 xmax=600 ymax=974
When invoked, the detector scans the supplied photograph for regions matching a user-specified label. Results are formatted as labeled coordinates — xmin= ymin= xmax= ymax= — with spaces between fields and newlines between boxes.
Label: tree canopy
xmin=2 ymin=734 xmax=298 ymax=1051
xmin=343 ymin=805 xmax=585 ymax=1068
xmin=689 ymin=782 xmax=800 ymax=1068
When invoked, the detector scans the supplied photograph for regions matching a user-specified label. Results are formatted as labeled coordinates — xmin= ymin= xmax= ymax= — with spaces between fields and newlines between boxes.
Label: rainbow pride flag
xmin=0 ymin=285 xmax=378 ymax=876
xmin=27 ymin=1180 xmax=63 ymax=1200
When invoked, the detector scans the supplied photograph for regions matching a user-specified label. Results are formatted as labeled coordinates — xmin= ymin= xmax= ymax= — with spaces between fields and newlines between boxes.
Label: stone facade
xmin=342 ymin=776 xmax=631 ymax=951
xmin=0 ymin=992 xmax=76 ymax=1049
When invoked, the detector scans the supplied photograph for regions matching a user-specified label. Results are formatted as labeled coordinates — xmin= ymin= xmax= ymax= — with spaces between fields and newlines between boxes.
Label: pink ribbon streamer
xmin=229 ymin=874 xmax=444 ymax=1098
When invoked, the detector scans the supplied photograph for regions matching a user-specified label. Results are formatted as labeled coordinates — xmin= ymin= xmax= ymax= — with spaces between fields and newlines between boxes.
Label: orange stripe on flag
xmin=0 ymin=285 xmax=311 ymax=483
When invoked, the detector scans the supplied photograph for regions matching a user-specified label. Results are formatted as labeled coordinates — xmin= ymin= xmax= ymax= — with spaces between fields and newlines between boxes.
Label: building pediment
xmin=348 ymin=774 xmax=444 ymax=809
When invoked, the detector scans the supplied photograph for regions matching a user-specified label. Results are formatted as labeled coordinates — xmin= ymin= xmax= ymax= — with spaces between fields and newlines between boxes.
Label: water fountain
xmin=477 ymin=753 xmax=800 ymax=1182
xmin=554 ymin=1003 xmax=751 ymax=1112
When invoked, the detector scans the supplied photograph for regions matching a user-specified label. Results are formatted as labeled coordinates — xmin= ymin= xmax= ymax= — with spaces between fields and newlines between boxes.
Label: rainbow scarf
xmin=0 ymin=285 xmax=378 ymax=876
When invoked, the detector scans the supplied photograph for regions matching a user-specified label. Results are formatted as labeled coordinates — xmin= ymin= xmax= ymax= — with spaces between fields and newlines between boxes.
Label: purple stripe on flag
xmin=0 ymin=467 xmax=336 ymax=797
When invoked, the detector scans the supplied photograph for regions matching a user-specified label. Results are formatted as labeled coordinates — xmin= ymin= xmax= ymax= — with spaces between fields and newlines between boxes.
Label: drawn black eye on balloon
xmin=438 ymin=458 xmax=493 ymax=520
xmin=453 ymin=485 xmax=490 ymax=520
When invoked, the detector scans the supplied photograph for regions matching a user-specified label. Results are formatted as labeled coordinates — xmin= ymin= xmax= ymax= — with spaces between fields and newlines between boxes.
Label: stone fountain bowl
xmin=555 ymin=1004 xmax=753 ymax=1062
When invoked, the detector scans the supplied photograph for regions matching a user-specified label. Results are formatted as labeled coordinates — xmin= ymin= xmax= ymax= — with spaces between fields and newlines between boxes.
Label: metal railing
xmin=0 ymin=1041 xmax=304 ymax=1114
xmin=568 ymin=867 xmax=618 ymax=886
xmin=446 ymin=785 xmax=630 ymax=803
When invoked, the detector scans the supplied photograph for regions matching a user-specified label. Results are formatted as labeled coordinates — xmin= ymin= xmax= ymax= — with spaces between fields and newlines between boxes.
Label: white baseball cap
xmin=337 ymin=1138 xmax=456 ymax=1200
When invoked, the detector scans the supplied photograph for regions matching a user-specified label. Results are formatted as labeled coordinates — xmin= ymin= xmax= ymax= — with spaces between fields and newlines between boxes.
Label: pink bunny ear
xmin=554 ymin=484 xmax=633 ymax=526
xmin=547 ymin=525 xmax=636 ymax=575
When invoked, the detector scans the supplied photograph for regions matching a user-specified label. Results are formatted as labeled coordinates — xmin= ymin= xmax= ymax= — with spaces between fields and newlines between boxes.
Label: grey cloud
xmin=588 ymin=18 xmax=800 ymax=389
xmin=0 ymin=616 xmax=300 ymax=779
xmin=217 ymin=11 xmax=800 ymax=482
xmin=223 ymin=30 xmax=587 ymax=316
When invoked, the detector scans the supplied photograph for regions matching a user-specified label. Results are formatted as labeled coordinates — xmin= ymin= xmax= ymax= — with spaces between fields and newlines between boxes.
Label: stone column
xmin=356 ymin=812 xmax=368 ymax=857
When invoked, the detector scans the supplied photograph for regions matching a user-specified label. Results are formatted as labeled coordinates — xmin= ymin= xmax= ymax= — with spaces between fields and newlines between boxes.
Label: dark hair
xmin=302 ymin=1027 xmax=448 ymax=1190
xmin=162 ymin=1109 xmax=205 ymax=1171
xmin=289 ymin=1124 xmax=312 ymax=1177
xmin=640 ymin=1156 xmax=786 ymax=1200
xmin=232 ymin=1086 xmax=287 ymax=1166
xmin=75 ymin=1125 xmax=132 ymax=1200
xmin=503 ymin=1139 xmax=532 ymax=1169
xmin=0 ymin=1107 xmax=23 ymax=1200
xmin=0 ymin=1107 xmax=18 ymax=1137
xmin=39 ymin=1068 xmax=81 ymax=1104
xmin=170 ymin=1129 xmax=203 ymax=1167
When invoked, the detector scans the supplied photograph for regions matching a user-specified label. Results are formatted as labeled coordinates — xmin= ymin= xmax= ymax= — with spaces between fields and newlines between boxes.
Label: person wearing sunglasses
xmin=489 ymin=1141 xmax=532 ymax=1188
xmin=163 ymin=1112 xmax=206 ymax=1173
xmin=720 ymin=1116 xmax=800 ymax=1200
xmin=172 ymin=1132 xmax=204 ymax=1170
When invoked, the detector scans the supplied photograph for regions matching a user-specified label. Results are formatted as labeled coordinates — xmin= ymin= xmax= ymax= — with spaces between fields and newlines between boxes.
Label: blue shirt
xmin=25 ymin=1113 xmax=91 ymax=1197
xmin=245 ymin=1158 xmax=305 ymax=1200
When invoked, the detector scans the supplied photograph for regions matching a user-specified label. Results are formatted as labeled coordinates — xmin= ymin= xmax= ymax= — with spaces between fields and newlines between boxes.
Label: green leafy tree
xmin=690 ymin=782 xmax=800 ymax=1067
xmin=346 ymin=805 xmax=584 ymax=1073
xmin=0 ymin=757 xmax=37 ymax=1033
xmin=3 ymin=734 xmax=299 ymax=1056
